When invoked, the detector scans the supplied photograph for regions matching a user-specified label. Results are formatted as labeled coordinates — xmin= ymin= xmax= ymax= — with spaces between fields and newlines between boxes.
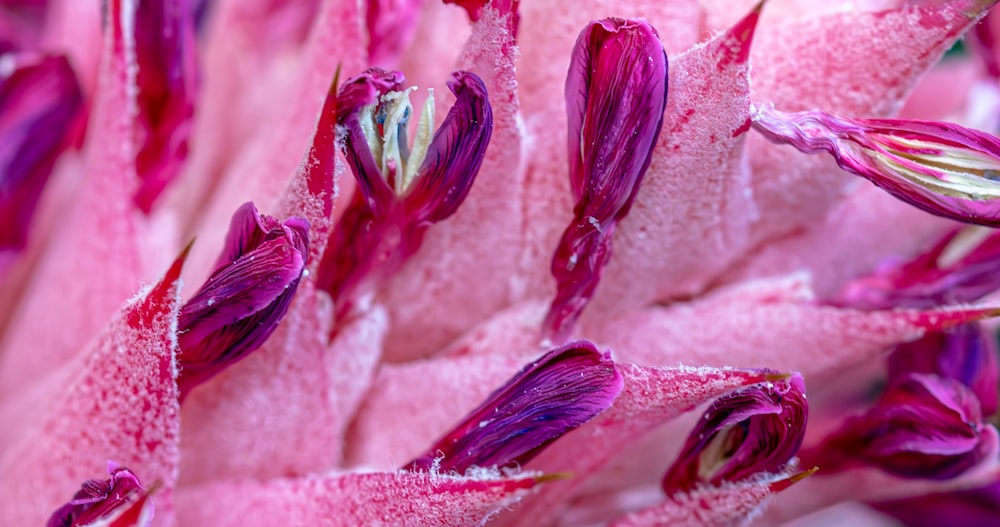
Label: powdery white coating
xmin=719 ymin=184 xmax=954 ymax=299
xmin=346 ymin=352 xmax=527 ymax=469
xmin=745 ymin=0 xmax=988 ymax=250
xmin=586 ymin=274 xmax=993 ymax=378
xmin=179 ymin=284 xmax=387 ymax=484
xmin=489 ymin=364 xmax=768 ymax=527
xmin=0 ymin=10 xmax=145 ymax=398
xmin=175 ymin=471 xmax=542 ymax=527
xmin=0 ymin=257 xmax=182 ymax=527
xmin=584 ymin=7 xmax=756 ymax=323
xmin=380 ymin=3 xmax=526 ymax=362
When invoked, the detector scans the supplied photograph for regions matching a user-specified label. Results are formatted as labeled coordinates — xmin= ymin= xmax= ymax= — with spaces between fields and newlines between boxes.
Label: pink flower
xmin=2 ymin=0 xmax=1000 ymax=526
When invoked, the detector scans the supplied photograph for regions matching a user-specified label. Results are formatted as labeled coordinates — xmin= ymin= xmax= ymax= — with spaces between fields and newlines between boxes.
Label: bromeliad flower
xmin=5 ymin=0 xmax=1000 ymax=526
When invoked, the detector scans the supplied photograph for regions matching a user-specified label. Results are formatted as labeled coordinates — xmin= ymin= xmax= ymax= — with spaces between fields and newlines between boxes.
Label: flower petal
xmin=404 ymin=340 xmax=622 ymax=473
xmin=543 ymin=17 xmax=668 ymax=343
xmin=47 ymin=463 xmax=150 ymax=527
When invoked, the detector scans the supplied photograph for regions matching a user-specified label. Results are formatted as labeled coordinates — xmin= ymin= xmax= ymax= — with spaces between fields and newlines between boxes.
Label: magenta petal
xmin=0 ymin=51 xmax=82 ymax=250
xmin=872 ymin=479 xmax=1000 ymax=527
xmin=366 ymin=0 xmax=425 ymax=66
xmin=111 ymin=0 xmax=198 ymax=213
xmin=47 ymin=463 xmax=150 ymax=527
xmin=544 ymin=17 xmax=668 ymax=343
xmin=176 ymin=471 xmax=548 ymax=527
xmin=662 ymin=373 xmax=808 ymax=495
xmin=810 ymin=374 xmax=994 ymax=480
xmin=751 ymin=104 xmax=1000 ymax=227
xmin=177 ymin=203 xmax=308 ymax=398
xmin=404 ymin=340 xmax=622 ymax=473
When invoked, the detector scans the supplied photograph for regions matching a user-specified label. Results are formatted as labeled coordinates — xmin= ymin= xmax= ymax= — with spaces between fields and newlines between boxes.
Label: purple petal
xmin=403 ymin=70 xmax=492 ymax=224
xmin=111 ymin=0 xmax=198 ymax=213
xmin=661 ymin=373 xmax=808 ymax=495
xmin=543 ymin=17 xmax=668 ymax=343
xmin=750 ymin=104 xmax=1000 ymax=227
xmin=835 ymin=226 xmax=1000 ymax=310
xmin=872 ymin=479 xmax=1000 ymax=527
xmin=889 ymin=323 xmax=999 ymax=416
xmin=809 ymin=373 xmax=994 ymax=480
xmin=404 ymin=339 xmax=623 ymax=474
xmin=0 ymin=51 xmax=82 ymax=250
xmin=47 ymin=462 xmax=151 ymax=527
xmin=177 ymin=203 xmax=309 ymax=398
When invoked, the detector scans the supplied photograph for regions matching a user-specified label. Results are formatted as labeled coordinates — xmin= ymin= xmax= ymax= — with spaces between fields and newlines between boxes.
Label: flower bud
xmin=46 ymin=463 xmax=153 ymax=527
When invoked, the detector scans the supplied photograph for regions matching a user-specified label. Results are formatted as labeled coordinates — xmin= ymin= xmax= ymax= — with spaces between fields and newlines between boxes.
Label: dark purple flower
xmin=808 ymin=373 xmax=996 ymax=480
xmin=661 ymin=373 xmax=808 ymax=495
xmin=888 ymin=323 xmax=999 ymax=416
xmin=543 ymin=17 xmax=668 ymax=344
xmin=47 ymin=462 xmax=153 ymax=527
xmin=834 ymin=226 xmax=1000 ymax=310
xmin=177 ymin=202 xmax=308 ymax=399
xmin=404 ymin=339 xmax=623 ymax=474
xmin=315 ymin=68 xmax=492 ymax=328
xmin=750 ymin=103 xmax=1000 ymax=227
xmin=107 ymin=0 xmax=198 ymax=212
xmin=0 ymin=50 xmax=82 ymax=250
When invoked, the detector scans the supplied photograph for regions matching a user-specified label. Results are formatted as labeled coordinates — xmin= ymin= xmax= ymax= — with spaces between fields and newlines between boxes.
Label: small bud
xmin=750 ymin=104 xmax=1000 ymax=227
xmin=543 ymin=17 xmax=668 ymax=343
xmin=177 ymin=202 xmax=308 ymax=399
xmin=661 ymin=373 xmax=808 ymax=495
xmin=46 ymin=462 xmax=153 ymax=527
xmin=404 ymin=339 xmax=623 ymax=474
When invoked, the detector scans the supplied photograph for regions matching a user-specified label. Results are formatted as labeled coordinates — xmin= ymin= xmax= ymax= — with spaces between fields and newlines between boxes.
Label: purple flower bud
xmin=543 ymin=18 xmax=668 ymax=343
xmin=109 ymin=0 xmax=198 ymax=212
xmin=0 ymin=51 xmax=82 ymax=250
xmin=404 ymin=339 xmax=623 ymax=474
xmin=177 ymin=202 xmax=308 ymax=399
xmin=888 ymin=323 xmax=999 ymax=416
xmin=835 ymin=226 xmax=1000 ymax=310
xmin=47 ymin=462 xmax=153 ymax=527
xmin=316 ymin=68 xmax=492 ymax=326
xmin=750 ymin=104 xmax=1000 ymax=227
xmin=811 ymin=373 xmax=996 ymax=480
xmin=661 ymin=373 xmax=808 ymax=495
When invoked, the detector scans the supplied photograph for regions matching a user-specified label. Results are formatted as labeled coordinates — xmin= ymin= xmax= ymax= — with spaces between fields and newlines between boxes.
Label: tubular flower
xmin=750 ymin=103 xmax=1000 ymax=227
xmin=5 ymin=0 xmax=1000 ymax=526
xmin=661 ymin=373 xmax=809 ymax=495
xmin=543 ymin=17 xmax=668 ymax=344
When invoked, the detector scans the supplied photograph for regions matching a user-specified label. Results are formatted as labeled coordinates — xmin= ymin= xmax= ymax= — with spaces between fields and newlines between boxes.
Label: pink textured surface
xmin=180 ymin=284 xmax=386 ymax=484
xmin=585 ymin=7 xmax=757 ymax=321
xmin=0 ymin=255 xmax=182 ymax=527
xmin=381 ymin=4 xmax=526 ymax=362
xmin=745 ymin=0 xmax=988 ymax=249
xmin=587 ymin=275 xmax=994 ymax=377
xmin=175 ymin=471 xmax=544 ymax=527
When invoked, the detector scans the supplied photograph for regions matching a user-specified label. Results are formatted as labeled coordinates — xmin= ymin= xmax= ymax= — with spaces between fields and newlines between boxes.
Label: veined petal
xmin=662 ymin=373 xmax=808 ymax=495
xmin=0 ymin=51 xmax=82 ymax=250
xmin=404 ymin=70 xmax=492 ymax=224
xmin=404 ymin=339 xmax=622 ymax=474
xmin=751 ymin=104 xmax=1000 ymax=227
xmin=111 ymin=0 xmax=198 ymax=212
xmin=807 ymin=373 xmax=997 ymax=480
xmin=46 ymin=463 xmax=152 ymax=527
xmin=544 ymin=17 xmax=668 ymax=343
xmin=177 ymin=202 xmax=308 ymax=398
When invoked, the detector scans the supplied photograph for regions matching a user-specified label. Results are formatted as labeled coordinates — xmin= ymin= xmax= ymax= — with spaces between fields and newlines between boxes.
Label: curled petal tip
xmin=768 ymin=466 xmax=819 ymax=493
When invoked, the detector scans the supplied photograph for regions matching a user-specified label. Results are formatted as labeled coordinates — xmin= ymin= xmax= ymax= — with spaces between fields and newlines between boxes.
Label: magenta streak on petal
xmin=365 ymin=0 xmax=426 ymax=67
xmin=806 ymin=373 xmax=993 ymax=480
xmin=316 ymin=69 xmax=491 ymax=328
xmin=661 ymin=373 xmax=808 ymax=495
xmin=542 ymin=17 xmax=668 ymax=344
xmin=177 ymin=202 xmax=308 ymax=399
xmin=0 ymin=51 xmax=82 ymax=250
xmin=403 ymin=339 xmax=622 ymax=474
xmin=114 ymin=0 xmax=198 ymax=213
xmin=750 ymin=104 xmax=1000 ymax=227
xmin=46 ymin=462 xmax=149 ymax=527
xmin=835 ymin=227 xmax=1000 ymax=311
xmin=888 ymin=323 xmax=999 ymax=416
